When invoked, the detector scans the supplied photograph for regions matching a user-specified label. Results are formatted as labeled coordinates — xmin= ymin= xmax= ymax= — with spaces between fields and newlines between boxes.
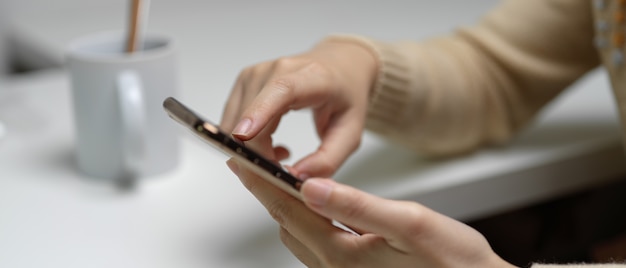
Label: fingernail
xmin=298 ymin=173 xmax=310 ymax=180
xmin=226 ymin=159 xmax=240 ymax=175
xmin=232 ymin=118 xmax=252 ymax=137
xmin=302 ymin=179 xmax=333 ymax=207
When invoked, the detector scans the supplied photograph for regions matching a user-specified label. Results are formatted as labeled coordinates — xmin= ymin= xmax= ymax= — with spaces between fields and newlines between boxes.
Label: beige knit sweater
xmin=328 ymin=0 xmax=626 ymax=157
xmin=325 ymin=0 xmax=626 ymax=267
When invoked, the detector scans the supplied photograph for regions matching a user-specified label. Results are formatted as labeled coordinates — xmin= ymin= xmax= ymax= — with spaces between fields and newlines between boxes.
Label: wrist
xmin=315 ymin=36 xmax=379 ymax=98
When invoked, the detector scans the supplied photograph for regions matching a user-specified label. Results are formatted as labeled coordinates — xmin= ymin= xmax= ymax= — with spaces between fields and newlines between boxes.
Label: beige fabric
xmin=323 ymin=0 xmax=626 ymax=157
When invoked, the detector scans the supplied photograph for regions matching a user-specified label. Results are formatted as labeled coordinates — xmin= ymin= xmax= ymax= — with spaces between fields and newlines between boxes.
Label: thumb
xmin=301 ymin=179 xmax=499 ymax=263
xmin=300 ymin=178 xmax=425 ymax=241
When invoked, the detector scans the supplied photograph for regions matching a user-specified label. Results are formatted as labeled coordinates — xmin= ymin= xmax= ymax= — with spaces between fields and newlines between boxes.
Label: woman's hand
xmin=227 ymin=159 xmax=516 ymax=268
xmin=220 ymin=41 xmax=378 ymax=178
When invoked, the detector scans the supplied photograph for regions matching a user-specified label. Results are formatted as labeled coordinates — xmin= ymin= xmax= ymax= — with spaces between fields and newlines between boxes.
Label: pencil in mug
xmin=126 ymin=0 xmax=150 ymax=53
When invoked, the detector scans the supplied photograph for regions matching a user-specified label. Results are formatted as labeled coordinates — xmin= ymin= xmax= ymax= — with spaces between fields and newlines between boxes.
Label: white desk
xmin=2 ymin=1 xmax=626 ymax=267
xmin=0 ymin=70 xmax=307 ymax=268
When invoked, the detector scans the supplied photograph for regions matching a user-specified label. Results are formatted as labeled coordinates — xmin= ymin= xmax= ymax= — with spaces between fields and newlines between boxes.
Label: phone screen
xmin=163 ymin=97 xmax=304 ymax=200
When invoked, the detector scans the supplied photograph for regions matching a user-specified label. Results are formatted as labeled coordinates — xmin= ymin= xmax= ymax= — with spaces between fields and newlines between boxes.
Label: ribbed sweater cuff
xmin=320 ymin=34 xmax=417 ymax=135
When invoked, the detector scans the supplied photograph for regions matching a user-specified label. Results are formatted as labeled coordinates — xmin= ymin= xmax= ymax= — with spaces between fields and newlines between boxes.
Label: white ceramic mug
xmin=67 ymin=31 xmax=179 ymax=180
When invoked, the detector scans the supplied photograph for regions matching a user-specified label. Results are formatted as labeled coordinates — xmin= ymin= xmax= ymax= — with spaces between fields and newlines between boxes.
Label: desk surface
xmin=2 ymin=1 xmax=626 ymax=267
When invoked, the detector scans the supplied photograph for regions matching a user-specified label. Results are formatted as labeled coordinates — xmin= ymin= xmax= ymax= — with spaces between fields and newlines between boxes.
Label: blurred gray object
xmin=0 ymin=0 xmax=9 ymax=77
xmin=0 ymin=0 xmax=6 ymax=140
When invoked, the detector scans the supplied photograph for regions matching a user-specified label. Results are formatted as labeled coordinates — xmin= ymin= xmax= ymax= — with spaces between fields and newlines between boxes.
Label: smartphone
xmin=163 ymin=97 xmax=304 ymax=200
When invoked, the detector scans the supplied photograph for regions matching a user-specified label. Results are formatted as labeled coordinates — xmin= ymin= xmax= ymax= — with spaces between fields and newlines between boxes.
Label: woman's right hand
xmin=220 ymin=40 xmax=378 ymax=178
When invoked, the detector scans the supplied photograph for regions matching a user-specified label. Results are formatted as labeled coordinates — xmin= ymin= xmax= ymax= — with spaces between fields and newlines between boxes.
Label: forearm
xmin=322 ymin=0 xmax=600 ymax=156
xmin=324 ymin=34 xmax=512 ymax=155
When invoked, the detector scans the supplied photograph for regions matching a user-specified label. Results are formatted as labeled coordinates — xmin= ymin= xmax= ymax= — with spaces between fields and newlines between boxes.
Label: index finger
xmin=232 ymin=65 xmax=333 ymax=140
xmin=226 ymin=159 xmax=353 ymax=256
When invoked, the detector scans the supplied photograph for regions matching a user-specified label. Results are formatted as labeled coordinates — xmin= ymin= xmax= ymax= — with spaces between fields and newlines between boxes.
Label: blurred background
xmin=1 ymin=0 xmax=626 ymax=267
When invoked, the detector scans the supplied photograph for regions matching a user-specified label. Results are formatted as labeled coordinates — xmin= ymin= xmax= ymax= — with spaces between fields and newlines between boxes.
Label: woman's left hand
xmin=226 ymin=159 xmax=516 ymax=268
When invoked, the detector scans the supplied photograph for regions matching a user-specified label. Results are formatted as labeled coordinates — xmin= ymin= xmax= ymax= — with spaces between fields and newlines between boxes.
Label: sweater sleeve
xmin=323 ymin=0 xmax=600 ymax=156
